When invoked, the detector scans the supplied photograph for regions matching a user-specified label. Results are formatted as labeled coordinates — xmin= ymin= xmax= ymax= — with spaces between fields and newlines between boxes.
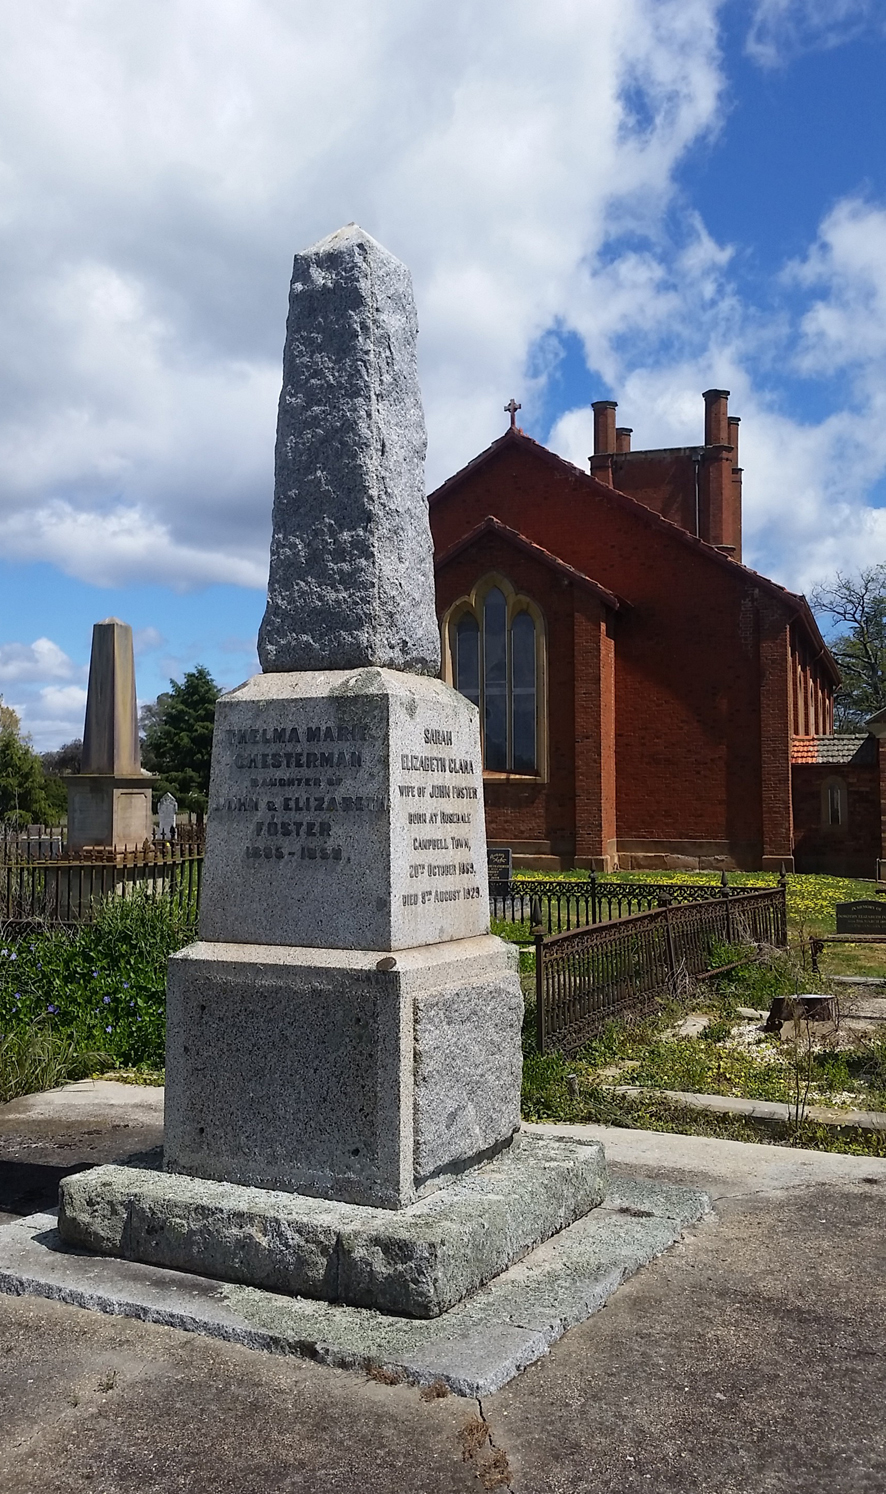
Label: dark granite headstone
xmin=835 ymin=901 xmax=886 ymax=935
xmin=488 ymin=847 xmax=513 ymax=892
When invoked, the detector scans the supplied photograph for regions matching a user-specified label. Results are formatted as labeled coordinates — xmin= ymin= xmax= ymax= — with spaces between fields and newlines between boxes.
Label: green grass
xmin=0 ymin=1022 xmax=110 ymax=1105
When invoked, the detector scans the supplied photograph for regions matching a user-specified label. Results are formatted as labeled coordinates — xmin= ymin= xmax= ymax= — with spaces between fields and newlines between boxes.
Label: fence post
xmin=663 ymin=902 xmax=676 ymax=982
xmin=721 ymin=869 xmax=733 ymax=943
xmin=590 ymin=872 xmax=597 ymax=924
xmin=777 ymin=869 xmax=788 ymax=946
xmin=531 ymin=895 xmax=546 ymax=1055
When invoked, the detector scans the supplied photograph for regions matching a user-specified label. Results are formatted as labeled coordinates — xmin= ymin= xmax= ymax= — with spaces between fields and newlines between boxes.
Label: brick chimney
xmin=701 ymin=390 xmax=742 ymax=558
xmin=592 ymin=400 xmax=617 ymax=454
xmin=703 ymin=389 xmax=730 ymax=446
xmin=615 ymin=427 xmax=632 ymax=453
xmin=590 ymin=399 xmax=617 ymax=485
xmin=728 ymin=415 xmax=742 ymax=561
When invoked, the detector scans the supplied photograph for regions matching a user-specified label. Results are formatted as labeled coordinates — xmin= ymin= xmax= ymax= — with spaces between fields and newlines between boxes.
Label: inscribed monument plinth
xmin=65 ymin=618 xmax=154 ymax=852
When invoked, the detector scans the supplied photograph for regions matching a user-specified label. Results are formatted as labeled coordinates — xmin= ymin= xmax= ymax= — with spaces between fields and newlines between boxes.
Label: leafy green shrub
xmin=0 ymin=891 xmax=195 ymax=1070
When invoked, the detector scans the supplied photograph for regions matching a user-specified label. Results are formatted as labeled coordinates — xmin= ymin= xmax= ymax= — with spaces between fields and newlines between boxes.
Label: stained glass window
xmin=450 ymin=583 xmax=540 ymax=775
xmin=484 ymin=588 xmax=508 ymax=772
xmin=511 ymin=611 xmax=536 ymax=773
xmin=455 ymin=614 xmax=480 ymax=706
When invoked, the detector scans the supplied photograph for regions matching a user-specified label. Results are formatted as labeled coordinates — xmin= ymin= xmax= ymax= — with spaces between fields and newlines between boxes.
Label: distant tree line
xmin=0 ymin=699 xmax=72 ymax=826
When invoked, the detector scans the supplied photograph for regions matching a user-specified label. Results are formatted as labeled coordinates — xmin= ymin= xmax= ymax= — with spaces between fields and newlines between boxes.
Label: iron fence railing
xmin=1 ymin=841 xmax=203 ymax=928
xmin=534 ymin=884 xmax=787 ymax=1055
xmin=1 ymin=820 xmax=204 ymax=865
xmin=490 ymin=874 xmax=761 ymax=935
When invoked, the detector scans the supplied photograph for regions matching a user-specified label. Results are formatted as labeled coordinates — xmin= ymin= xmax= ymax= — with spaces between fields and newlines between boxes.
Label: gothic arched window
xmin=444 ymin=577 xmax=545 ymax=777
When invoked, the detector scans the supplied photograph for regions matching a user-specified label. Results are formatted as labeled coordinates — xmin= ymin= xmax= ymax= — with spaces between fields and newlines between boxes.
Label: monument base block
xmin=164 ymin=935 xmax=523 ymax=1210
xmin=57 ymin=1133 xmax=607 ymax=1318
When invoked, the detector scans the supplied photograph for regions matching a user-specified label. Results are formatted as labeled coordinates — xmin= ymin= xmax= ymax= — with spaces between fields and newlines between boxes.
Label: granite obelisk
xmin=259 ymin=224 xmax=440 ymax=677
xmin=165 ymin=226 xmax=523 ymax=1207
xmin=59 ymin=227 xmax=606 ymax=1316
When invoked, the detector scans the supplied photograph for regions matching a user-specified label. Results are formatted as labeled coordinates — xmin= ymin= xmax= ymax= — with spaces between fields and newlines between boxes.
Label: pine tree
xmin=140 ymin=665 xmax=221 ymax=813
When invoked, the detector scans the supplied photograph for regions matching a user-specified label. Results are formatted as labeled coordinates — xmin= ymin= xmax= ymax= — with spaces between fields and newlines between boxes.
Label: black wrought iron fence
xmin=534 ymin=884 xmax=787 ymax=1055
xmin=1 ymin=820 xmax=204 ymax=865
xmin=490 ymin=874 xmax=760 ymax=935
xmin=1 ymin=841 xmax=203 ymax=928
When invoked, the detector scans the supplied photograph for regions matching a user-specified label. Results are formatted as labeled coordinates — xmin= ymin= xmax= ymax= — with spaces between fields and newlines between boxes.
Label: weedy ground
xmin=515 ymin=870 xmax=886 ymax=1156
xmin=0 ymin=891 xmax=193 ymax=1099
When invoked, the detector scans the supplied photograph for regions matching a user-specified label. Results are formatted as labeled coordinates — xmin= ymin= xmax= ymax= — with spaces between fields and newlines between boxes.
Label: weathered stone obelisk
xmin=59 ymin=227 xmax=605 ymax=1317
xmin=65 ymin=618 xmax=154 ymax=851
xmin=168 ymin=225 xmax=523 ymax=1209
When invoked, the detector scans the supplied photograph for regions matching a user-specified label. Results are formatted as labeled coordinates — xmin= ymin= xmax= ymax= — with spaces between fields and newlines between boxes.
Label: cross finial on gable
xmin=504 ymin=398 xmax=521 ymax=430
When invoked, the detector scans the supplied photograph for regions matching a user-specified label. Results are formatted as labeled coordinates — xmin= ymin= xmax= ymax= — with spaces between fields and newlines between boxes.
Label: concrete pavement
xmin=1 ymin=1087 xmax=884 ymax=1491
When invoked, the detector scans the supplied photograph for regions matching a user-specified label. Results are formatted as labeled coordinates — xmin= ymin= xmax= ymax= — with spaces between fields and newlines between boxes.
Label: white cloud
xmin=0 ymin=0 xmax=725 ymax=589
xmin=0 ymin=638 xmax=78 ymax=684
xmin=133 ymin=627 xmax=166 ymax=655
xmin=548 ymin=188 xmax=886 ymax=599
xmin=746 ymin=0 xmax=880 ymax=66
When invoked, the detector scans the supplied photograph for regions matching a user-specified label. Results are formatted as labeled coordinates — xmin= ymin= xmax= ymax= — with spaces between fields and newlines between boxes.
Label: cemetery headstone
xmin=835 ymin=901 xmax=886 ymax=935
xmin=158 ymin=793 xmax=177 ymax=840
xmin=59 ymin=226 xmax=606 ymax=1317
xmin=65 ymin=619 xmax=154 ymax=851
xmin=487 ymin=846 xmax=513 ymax=892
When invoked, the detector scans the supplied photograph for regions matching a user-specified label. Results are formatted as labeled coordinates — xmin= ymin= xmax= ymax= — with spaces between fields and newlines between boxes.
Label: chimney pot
xmin=592 ymin=399 xmax=617 ymax=455
xmin=615 ymin=427 xmax=632 ymax=454
xmin=727 ymin=414 xmax=740 ymax=467
xmin=703 ymin=389 xmax=730 ymax=447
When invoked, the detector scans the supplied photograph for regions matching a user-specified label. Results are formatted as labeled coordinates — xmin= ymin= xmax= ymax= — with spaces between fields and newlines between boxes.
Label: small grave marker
xmin=835 ymin=901 xmax=886 ymax=935
xmin=158 ymin=793 xmax=177 ymax=839
xmin=487 ymin=847 xmax=512 ymax=891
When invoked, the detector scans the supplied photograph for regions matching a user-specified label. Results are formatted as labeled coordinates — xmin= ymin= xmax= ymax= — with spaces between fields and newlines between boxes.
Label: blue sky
xmin=1 ymin=0 xmax=886 ymax=749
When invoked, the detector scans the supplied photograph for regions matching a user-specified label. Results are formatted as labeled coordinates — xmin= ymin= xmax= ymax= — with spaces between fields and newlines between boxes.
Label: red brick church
xmin=429 ymin=390 xmax=885 ymax=876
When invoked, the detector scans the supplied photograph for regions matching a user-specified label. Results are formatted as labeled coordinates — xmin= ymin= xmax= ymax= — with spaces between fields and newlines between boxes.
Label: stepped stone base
xmin=57 ymin=1133 xmax=606 ymax=1319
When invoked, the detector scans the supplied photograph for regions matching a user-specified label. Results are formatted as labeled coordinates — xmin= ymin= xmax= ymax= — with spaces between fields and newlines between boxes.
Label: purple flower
xmin=47 ymin=1004 xmax=57 ymax=1014
xmin=129 ymin=1000 xmax=135 ymax=1008
xmin=105 ymin=1025 xmax=112 ymax=1033
xmin=103 ymin=995 xmax=111 ymax=1005
xmin=122 ymin=982 xmax=130 ymax=989
xmin=92 ymin=969 xmax=99 ymax=978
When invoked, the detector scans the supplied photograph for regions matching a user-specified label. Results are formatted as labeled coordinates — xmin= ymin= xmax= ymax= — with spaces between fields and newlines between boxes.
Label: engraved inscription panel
xmin=198 ymin=672 xmax=489 ymax=952
xmin=388 ymin=692 xmax=489 ymax=948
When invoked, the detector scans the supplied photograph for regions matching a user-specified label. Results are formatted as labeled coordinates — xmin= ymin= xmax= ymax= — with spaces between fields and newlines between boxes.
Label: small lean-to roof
xmin=434 ymin=514 xmax=623 ymax=612
xmin=791 ymin=735 xmax=875 ymax=765
xmin=429 ymin=427 xmax=839 ymax=684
